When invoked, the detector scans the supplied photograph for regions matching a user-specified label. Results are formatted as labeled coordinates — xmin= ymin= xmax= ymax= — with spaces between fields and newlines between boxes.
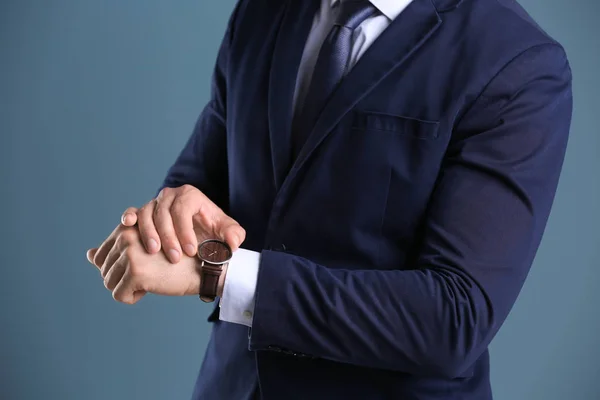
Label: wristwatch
xmin=197 ymin=239 xmax=232 ymax=302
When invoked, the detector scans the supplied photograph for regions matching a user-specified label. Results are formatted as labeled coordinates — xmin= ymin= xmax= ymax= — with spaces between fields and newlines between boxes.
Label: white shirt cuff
xmin=218 ymin=248 xmax=260 ymax=327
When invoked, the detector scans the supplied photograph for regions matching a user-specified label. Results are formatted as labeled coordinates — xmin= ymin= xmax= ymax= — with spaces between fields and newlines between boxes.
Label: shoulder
xmin=226 ymin=0 xmax=288 ymax=38
xmin=450 ymin=0 xmax=565 ymax=52
xmin=439 ymin=0 xmax=570 ymax=97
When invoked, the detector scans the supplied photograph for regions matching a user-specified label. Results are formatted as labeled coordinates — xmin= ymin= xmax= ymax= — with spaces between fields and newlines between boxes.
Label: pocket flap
xmin=353 ymin=111 xmax=440 ymax=140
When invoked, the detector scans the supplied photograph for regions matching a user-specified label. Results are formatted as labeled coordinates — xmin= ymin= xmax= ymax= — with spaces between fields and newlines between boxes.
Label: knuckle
xmin=124 ymin=245 xmax=137 ymax=260
xmin=137 ymin=223 xmax=156 ymax=240
xmin=124 ymin=228 xmax=139 ymax=242
xmin=154 ymin=202 xmax=169 ymax=219
xmin=92 ymin=253 xmax=102 ymax=268
xmin=112 ymin=290 xmax=124 ymax=303
xmin=170 ymin=200 xmax=187 ymax=218
xmin=163 ymin=238 xmax=180 ymax=251
xmin=136 ymin=219 xmax=152 ymax=234
xmin=180 ymin=184 xmax=195 ymax=193
xmin=159 ymin=187 xmax=172 ymax=197
xmin=169 ymin=199 xmax=182 ymax=213
xmin=137 ymin=204 xmax=146 ymax=215
xmin=139 ymin=200 xmax=155 ymax=215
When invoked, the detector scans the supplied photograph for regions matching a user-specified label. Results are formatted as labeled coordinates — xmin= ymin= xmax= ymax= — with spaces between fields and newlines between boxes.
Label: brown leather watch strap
xmin=199 ymin=262 xmax=224 ymax=302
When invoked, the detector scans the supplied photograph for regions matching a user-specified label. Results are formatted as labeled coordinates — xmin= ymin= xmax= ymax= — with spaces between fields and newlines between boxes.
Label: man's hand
xmin=120 ymin=185 xmax=246 ymax=264
xmin=86 ymin=225 xmax=202 ymax=304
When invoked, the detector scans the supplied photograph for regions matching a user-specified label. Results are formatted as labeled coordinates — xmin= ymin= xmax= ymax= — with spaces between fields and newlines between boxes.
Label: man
xmin=87 ymin=0 xmax=573 ymax=398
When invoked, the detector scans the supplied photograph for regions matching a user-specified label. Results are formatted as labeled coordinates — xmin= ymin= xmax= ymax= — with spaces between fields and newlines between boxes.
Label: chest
xmin=222 ymin=1 xmax=465 ymax=265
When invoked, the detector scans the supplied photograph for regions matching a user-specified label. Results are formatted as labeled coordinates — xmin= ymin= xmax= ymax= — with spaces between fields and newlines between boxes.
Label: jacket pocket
xmin=352 ymin=110 xmax=440 ymax=140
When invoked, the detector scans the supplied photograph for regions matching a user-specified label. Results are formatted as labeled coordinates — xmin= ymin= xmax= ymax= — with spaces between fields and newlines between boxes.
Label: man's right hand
xmin=121 ymin=185 xmax=246 ymax=264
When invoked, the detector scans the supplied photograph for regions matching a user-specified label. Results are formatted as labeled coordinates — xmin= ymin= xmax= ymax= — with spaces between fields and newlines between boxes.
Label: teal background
xmin=0 ymin=1 xmax=598 ymax=399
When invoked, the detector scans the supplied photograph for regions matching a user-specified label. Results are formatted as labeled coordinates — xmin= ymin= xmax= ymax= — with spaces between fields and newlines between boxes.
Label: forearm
xmin=248 ymin=251 xmax=496 ymax=378
xmin=157 ymin=104 xmax=229 ymax=209
xmin=156 ymin=1 xmax=237 ymax=207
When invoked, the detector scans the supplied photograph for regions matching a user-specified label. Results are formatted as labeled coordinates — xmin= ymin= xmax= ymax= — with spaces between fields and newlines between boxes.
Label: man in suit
xmin=87 ymin=0 xmax=573 ymax=398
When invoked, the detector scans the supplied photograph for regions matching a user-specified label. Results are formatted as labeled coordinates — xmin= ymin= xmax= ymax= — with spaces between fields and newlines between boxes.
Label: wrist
xmin=185 ymin=256 xmax=203 ymax=296
xmin=190 ymin=257 xmax=228 ymax=299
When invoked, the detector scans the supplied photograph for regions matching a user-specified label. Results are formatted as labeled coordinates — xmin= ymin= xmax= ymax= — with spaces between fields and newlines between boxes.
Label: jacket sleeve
xmin=156 ymin=3 xmax=242 ymax=210
xmin=249 ymin=44 xmax=573 ymax=378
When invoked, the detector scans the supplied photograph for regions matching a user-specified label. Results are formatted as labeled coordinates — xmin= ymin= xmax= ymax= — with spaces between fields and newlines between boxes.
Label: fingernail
xmin=183 ymin=244 xmax=196 ymax=256
xmin=147 ymin=239 xmax=159 ymax=252
xmin=168 ymin=249 xmax=180 ymax=262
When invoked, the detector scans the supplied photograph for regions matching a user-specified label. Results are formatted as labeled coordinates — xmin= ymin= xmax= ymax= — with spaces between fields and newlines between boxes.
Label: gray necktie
xmin=292 ymin=0 xmax=378 ymax=158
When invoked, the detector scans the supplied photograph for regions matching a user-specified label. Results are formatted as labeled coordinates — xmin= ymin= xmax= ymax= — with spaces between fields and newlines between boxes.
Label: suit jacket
xmin=160 ymin=0 xmax=573 ymax=398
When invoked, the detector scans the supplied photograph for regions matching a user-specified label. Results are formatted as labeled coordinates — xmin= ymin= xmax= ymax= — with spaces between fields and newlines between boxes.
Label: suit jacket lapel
xmin=288 ymin=0 xmax=442 ymax=174
xmin=268 ymin=0 xmax=321 ymax=190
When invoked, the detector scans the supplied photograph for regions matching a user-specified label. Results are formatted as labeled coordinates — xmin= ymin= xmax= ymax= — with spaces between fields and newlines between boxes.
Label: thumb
xmin=121 ymin=207 xmax=139 ymax=226
xmin=113 ymin=277 xmax=146 ymax=305
xmin=220 ymin=219 xmax=246 ymax=251
xmin=131 ymin=290 xmax=147 ymax=304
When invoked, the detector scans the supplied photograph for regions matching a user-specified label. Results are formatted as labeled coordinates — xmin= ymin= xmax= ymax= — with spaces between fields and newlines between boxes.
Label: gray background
xmin=0 ymin=0 xmax=598 ymax=399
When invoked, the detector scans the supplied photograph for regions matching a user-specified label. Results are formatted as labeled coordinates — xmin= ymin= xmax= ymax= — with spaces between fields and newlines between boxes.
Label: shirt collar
xmin=330 ymin=0 xmax=413 ymax=21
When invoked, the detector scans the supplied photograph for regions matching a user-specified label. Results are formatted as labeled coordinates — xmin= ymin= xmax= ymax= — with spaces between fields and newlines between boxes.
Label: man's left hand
xmin=86 ymin=225 xmax=201 ymax=304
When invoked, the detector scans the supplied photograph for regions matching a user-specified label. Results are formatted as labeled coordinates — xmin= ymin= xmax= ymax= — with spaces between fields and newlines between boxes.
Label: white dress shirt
xmin=219 ymin=0 xmax=413 ymax=327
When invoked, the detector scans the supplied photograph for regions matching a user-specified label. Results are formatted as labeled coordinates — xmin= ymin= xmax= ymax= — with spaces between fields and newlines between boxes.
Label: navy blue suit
xmin=160 ymin=0 xmax=573 ymax=398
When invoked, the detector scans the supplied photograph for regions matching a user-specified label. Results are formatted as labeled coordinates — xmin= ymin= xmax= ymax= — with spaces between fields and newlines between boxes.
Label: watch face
xmin=197 ymin=239 xmax=232 ymax=264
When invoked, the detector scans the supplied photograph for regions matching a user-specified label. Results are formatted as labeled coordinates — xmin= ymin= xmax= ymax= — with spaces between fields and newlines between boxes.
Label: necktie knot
xmin=334 ymin=0 xmax=377 ymax=30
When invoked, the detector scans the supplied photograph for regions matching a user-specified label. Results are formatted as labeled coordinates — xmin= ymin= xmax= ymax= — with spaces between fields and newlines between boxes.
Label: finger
xmin=132 ymin=290 xmax=146 ymax=303
xmin=104 ymin=253 xmax=127 ymax=291
xmin=154 ymin=195 xmax=182 ymax=263
xmin=112 ymin=271 xmax=145 ymax=305
xmin=217 ymin=217 xmax=247 ymax=251
xmin=192 ymin=213 xmax=218 ymax=244
xmin=93 ymin=234 xmax=117 ymax=269
xmin=121 ymin=207 xmax=139 ymax=226
xmin=137 ymin=200 xmax=161 ymax=254
xmin=87 ymin=248 xmax=98 ymax=266
xmin=170 ymin=194 xmax=202 ymax=257
xmin=100 ymin=238 xmax=123 ymax=278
